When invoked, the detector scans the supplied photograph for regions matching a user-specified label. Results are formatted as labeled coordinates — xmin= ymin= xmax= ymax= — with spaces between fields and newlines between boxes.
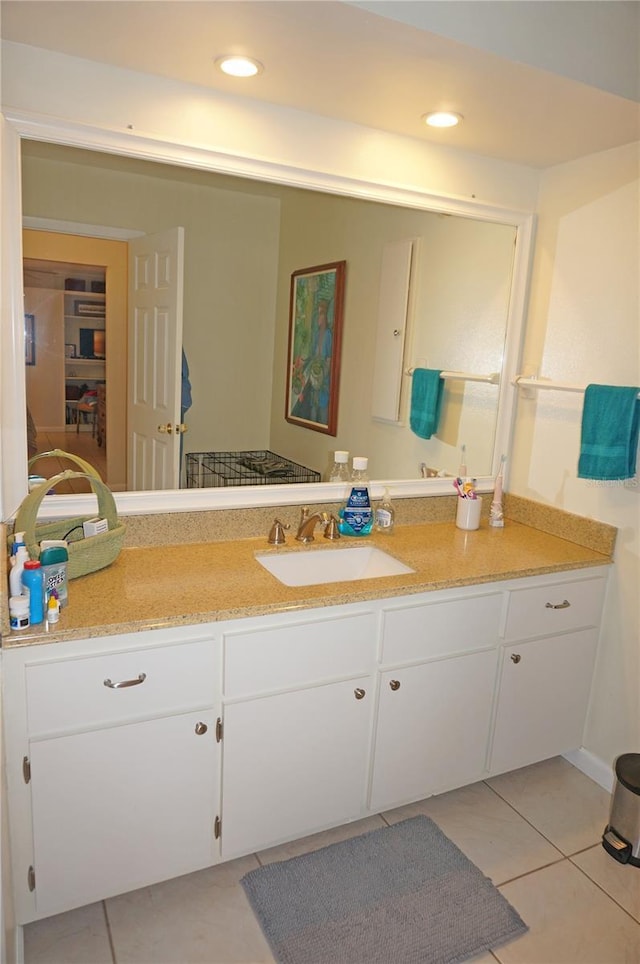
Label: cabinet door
xmin=30 ymin=710 xmax=218 ymax=918
xmin=370 ymin=649 xmax=497 ymax=812
xmin=221 ymin=677 xmax=372 ymax=858
xmin=490 ymin=629 xmax=599 ymax=775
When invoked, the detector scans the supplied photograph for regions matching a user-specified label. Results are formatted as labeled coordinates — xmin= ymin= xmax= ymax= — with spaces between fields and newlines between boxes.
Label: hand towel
xmin=410 ymin=368 xmax=444 ymax=439
xmin=578 ymin=384 xmax=640 ymax=480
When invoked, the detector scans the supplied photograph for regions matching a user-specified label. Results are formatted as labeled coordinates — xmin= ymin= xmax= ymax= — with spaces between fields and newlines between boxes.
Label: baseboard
xmin=563 ymin=748 xmax=614 ymax=792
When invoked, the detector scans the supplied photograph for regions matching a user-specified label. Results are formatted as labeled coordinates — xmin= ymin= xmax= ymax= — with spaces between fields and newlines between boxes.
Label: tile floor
xmin=23 ymin=756 xmax=640 ymax=964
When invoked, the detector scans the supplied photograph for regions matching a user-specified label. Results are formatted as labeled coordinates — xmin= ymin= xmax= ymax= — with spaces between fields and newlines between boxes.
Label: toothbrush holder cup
xmin=456 ymin=495 xmax=482 ymax=531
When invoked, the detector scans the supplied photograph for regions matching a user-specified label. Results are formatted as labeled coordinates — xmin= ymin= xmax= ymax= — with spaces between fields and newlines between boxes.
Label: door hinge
xmin=22 ymin=756 xmax=31 ymax=784
xmin=215 ymin=717 xmax=223 ymax=743
xmin=214 ymin=815 xmax=221 ymax=840
xmin=28 ymin=865 xmax=36 ymax=892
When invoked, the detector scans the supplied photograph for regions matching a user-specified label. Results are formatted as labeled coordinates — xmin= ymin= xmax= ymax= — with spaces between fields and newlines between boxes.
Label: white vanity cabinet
xmin=219 ymin=610 xmax=376 ymax=858
xmin=4 ymin=628 xmax=221 ymax=923
xmin=369 ymin=592 xmax=503 ymax=811
xmin=489 ymin=572 xmax=607 ymax=775
xmin=4 ymin=565 xmax=610 ymax=926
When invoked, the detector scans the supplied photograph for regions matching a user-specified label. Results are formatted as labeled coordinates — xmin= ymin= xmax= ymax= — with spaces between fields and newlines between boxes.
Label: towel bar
xmin=514 ymin=376 xmax=640 ymax=398
xmin=405 ymin=368 xmax=500 ymax=385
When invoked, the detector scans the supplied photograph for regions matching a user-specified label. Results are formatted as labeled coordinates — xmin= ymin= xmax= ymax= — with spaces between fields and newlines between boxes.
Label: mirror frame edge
xmin=1 ymin=108 xmax=535 ymax=520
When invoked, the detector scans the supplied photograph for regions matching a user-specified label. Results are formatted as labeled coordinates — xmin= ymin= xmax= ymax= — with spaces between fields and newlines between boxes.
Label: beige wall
xmin=23 ymin=287 xmax=64 ymax=431
xmin=511 ymin=142 xmax=640 ymax=767
xmin=21 ymin=149 xmax=281 ymax=463
xmin=270 ymin=190 xmax=515 ymax=479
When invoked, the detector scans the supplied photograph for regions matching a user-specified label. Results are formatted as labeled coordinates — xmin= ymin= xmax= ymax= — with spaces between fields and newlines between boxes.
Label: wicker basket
xmin=28 ymin=448 xmax=102 ymax=483
xmin=12 ymin=469 xmax=126 ymax=580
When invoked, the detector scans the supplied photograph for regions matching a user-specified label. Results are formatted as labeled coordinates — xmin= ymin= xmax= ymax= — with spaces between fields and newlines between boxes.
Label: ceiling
xmin=1 ymin=0 xmax=638 ymax=169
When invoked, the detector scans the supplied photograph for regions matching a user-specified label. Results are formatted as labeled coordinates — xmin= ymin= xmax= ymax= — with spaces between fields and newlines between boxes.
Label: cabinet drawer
xmin=381 ymin=592 xmax=503 ymax=665
xmin=26 ymin=640 xmax=215 ymax=736
xmin=504 ymin=576 xmax=606 ymax=641
xmin=223 ymin=612 xmax=376 ymax=697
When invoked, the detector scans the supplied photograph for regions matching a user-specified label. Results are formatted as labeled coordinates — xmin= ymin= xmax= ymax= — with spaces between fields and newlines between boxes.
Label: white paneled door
xmin=128 ymin=227 xmax=184 ymax=490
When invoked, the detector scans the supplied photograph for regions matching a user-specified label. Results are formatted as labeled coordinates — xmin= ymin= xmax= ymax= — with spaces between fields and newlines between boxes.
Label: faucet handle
xmin=267 ymin=518 xmax=289 ymax=545
xmin=323 ymin=514 xmax=341 ymax=541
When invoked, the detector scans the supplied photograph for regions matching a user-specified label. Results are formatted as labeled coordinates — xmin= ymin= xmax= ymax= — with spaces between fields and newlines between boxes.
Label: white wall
xmin=1 ymin=41 xmax=540 ymax=214
xmin=512 ymin=141 xmax=640 ymax=767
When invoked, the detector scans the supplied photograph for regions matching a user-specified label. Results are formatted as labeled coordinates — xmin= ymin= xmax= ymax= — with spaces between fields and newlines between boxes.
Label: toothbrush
xmin=459 ymin=444 xmax=467 ymax=478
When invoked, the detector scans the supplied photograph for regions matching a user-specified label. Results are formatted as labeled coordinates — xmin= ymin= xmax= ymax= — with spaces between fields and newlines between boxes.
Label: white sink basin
xmin=255 ymin=546 xmax=414 ymax=587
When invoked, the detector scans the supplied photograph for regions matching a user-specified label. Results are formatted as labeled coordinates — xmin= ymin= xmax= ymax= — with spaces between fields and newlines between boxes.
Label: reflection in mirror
xmin=21 ymin=141 xmax=518 ymax=497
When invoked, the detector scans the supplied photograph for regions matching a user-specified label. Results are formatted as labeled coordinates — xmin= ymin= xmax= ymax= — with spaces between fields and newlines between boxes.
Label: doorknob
xmin=157 ymin=423 xmax=173 ymax=434
xmin=176 ymin=423 xmax=188 ymax=434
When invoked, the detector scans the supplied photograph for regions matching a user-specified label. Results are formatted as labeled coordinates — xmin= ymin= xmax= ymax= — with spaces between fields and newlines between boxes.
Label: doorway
xmin=22 ymin=230 xmax=128 ymax=490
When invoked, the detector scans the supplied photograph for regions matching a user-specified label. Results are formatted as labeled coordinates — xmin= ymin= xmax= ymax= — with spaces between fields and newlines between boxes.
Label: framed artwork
xmin=285 ymin=260 xmax=346 ymax=436
xmin=65 ymin=343 xmax=77 ymax=358
xmin=24 ymin=314 xmax=35 ymax=366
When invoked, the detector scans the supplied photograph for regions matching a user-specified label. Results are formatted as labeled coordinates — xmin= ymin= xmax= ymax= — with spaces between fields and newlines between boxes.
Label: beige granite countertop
xmin=3 ymin=516 xmax=613 ymax=648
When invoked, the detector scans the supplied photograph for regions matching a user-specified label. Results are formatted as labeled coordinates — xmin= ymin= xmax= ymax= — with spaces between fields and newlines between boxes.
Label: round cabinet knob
xmin=510 ymin=653 xmax=522 ymax=664
xmin=194 ymin=722 xmax=208 ymax=735
xmin=354 ymin=688 xmax=366 ymax=700
xmin=389 ymin=679 xmax=401 ymax=691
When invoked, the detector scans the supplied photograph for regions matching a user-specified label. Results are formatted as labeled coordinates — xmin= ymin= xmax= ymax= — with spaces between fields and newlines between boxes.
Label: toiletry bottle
xmin=22 ymin=560 xmax=45 ymax=624
xmin=338 ymin=457 xmax=373 ymax=536
xmin=9 ymin=596 xmax=30 ymax=632
xmin=40 ymin=542 xmax=69 ymax=607
xmin=9 ymin=544 xmax=30 ymax=598
xmin=375 ymin=487 xmax=395 ymax=534
xmin=328 ymin=450 xmax=350 ymax=483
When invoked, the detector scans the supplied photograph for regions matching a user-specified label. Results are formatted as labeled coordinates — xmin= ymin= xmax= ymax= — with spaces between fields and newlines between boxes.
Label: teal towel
xmin=410 ymin=368 xmax=444 ymax=439
xmin=578 ymin=384 xmax=640 ymax=480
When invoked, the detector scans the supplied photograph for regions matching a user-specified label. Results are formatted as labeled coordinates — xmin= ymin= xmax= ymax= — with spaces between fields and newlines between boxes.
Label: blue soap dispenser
xmin=338 ymin=456 xmax=373 ymax=536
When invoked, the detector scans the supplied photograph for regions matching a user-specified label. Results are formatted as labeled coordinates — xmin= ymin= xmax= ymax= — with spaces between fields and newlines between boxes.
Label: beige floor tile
xmin=382 ymin=781 xmax=563 ymax=885
xmin=105 ymin=856 xmax=274 ymax=964
xmin=24 ymin=901 xmax=113 ymax=964
xmin=495 ymin=859 xmax=640 ymax=964
xmin=257 ymin=813 xmax=385 ymax=864
xmin=573 ymin=844 xmax=640 ymax=922
xmin=487 ymin=756 xmax=610 ymax=855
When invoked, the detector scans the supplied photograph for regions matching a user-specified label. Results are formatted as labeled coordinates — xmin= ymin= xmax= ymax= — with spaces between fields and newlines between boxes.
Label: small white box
xmin=83 ymin=518 xmax=109 ymax=537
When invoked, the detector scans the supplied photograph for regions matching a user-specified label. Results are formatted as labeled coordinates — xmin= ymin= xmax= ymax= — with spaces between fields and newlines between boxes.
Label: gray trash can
xmin=602 ymin=753 xmax=640 ymax=866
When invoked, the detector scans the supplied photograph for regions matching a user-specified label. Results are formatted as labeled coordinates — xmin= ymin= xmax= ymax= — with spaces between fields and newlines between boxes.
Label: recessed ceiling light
xmin=423 ymin=111 xmax=463 ymax=129
xmin=215 ymin=56 xmax=263 ymax=78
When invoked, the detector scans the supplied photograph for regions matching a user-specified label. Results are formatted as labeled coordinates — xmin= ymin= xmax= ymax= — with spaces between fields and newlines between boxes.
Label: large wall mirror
xmin=2 ymin=120 xmax=534 ymax=518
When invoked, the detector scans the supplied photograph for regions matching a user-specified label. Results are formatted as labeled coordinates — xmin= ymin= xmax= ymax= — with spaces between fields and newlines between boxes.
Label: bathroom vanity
xmin=2 ymin=518 xmax=612 ymax=924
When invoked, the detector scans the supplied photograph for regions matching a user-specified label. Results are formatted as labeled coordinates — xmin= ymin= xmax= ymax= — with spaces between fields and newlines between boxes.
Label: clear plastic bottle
xmin=328 ymin=450 xmax=350 ymax=483
xmin=338 ymin=456 xmax=373 ymax=536
xmin=375 ymin=487 xmax=395 ymax=534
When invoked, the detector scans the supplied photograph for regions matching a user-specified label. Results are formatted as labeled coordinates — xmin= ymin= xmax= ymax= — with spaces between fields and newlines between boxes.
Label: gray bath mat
xmin=241 ymin=815 xmax=528 ymax=964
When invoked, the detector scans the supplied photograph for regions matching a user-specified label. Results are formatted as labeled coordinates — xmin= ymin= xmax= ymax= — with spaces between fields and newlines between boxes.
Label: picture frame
xmin=285 ymin=260 xmax=346 ymax=436
xmin=24 ymin=313 xmax=35 ymax=366
xmin=65 ymin=343 xmax=77 ymax=358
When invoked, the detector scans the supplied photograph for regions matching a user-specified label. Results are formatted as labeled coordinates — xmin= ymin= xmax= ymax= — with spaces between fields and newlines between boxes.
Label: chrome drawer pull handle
xmin=103 ymin=672 xmax=147 ymax=689
xmin=545 ymin=599 xmax=570 ymax=610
